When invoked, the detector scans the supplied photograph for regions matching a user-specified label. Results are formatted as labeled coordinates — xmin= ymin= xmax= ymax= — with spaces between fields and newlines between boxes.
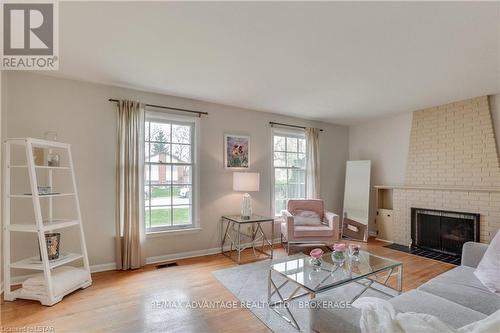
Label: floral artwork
xmin=224 ymin=134 xmax=250 ymax=169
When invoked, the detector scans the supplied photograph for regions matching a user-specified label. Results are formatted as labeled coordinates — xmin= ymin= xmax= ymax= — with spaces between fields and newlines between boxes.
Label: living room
xmin=1 ymin=1 xmax=499 ymax=333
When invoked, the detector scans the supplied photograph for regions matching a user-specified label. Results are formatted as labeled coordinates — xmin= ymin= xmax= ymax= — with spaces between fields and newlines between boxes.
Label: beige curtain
xmin=306 ymin=127 xmax=321 ymax=199
xmin=115 ymin=100 xmax=146 ymax=270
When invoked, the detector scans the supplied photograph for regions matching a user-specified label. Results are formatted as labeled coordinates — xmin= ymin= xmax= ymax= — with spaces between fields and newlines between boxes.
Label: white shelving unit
xmin=3 ymin=137 xmax=92 ymax=306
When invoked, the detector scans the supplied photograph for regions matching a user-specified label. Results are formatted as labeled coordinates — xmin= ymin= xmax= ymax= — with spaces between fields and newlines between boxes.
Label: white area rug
xmin=212 ymin=255 xmax=396 ymax=332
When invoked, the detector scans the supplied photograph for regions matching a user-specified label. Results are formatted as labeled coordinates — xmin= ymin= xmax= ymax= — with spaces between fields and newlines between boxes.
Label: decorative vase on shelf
xmin=332 ymin=243 xmax=346 ymax=265
xmin=44 ymin=131 xmax=60 ymax=166
xmin=47 ymin=153 xmax=60 ymax=167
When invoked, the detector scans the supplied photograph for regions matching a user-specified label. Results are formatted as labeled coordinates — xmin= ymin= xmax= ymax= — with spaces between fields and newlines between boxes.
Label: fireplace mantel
xmin=374 ymin=185 xmax=500 ymax=193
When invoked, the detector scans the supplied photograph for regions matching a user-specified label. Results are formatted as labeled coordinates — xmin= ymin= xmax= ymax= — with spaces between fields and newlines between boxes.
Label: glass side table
xmin=221 ymin=215 xmax=275 ymax=264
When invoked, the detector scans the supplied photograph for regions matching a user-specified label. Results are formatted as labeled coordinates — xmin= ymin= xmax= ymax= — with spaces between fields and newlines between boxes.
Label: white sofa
xmin=310 ymin=242 xmax=500 ymax=332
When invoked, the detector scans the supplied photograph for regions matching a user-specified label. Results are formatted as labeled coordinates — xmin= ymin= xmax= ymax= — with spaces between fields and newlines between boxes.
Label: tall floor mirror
xmin=342 ymin=160 xmax=371 ymax=242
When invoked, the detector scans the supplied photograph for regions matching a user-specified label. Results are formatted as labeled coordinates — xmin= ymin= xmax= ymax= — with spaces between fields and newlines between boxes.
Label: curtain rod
xmin=108 ymin=98 xmax=208 ymax=117
xmin=269 ymin=121 xmax=324 ymax=132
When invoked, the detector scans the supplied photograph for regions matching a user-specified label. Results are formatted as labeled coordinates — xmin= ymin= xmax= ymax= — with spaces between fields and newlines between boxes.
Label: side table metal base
xmin=220 ymin=216 xmax=274 ymax=264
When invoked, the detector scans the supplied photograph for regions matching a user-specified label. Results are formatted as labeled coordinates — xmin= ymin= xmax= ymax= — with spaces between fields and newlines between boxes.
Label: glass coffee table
xmin=268 ymin=250 xmax=403 ymax=330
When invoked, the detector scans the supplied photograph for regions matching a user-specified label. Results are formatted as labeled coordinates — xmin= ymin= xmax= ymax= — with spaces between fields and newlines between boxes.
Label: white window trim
xmin=146 ymin=227 xmax=202 ymax=238
xmin=144 ymin=111 xmax=200 ymax=234
xmin=271 ymin=127 xmax=307 ymax=217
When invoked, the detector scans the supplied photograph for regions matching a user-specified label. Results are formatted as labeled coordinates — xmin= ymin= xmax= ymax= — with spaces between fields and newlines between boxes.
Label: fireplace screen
xmin=411 ymin=208 xmax=479 ymax=256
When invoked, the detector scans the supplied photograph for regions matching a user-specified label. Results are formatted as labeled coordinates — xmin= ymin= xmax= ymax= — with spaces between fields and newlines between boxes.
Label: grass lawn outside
xmin=151 ymin=187 xmax=172 ymax=198
xmin=150 ymin=187 xmax=187 ymax=198
xmin=146 ymin=207 xmax=190 ymax=227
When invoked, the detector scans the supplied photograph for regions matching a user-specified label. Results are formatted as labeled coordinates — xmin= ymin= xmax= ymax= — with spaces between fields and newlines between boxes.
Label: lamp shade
xmin=233 ymin=172 xmax=260 ymax=192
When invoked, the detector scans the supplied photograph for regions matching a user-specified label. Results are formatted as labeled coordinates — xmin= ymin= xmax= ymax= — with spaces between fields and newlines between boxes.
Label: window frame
xmin=271 ymin=127 xmax=307 ymax=217
xmin=144 ymin=111 xmax=200 ymax=234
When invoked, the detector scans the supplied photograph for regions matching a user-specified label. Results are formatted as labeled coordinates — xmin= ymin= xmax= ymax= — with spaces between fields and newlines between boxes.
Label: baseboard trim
xmin=90 ymin=262 xmax=118 ymax=273
xmin=375 ymin=237 xmax=393 ymax=243
xmin=146 ymin=247 xmax=222 ymax=265
xmin=1 ymin=238 xmax=284 ymax=294
xmin=146 ymin=238 xmax=283 ymax=265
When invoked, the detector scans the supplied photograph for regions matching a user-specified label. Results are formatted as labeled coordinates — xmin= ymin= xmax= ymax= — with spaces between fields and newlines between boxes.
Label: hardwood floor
xmin=1 ymin=239 xmax=455 ymax=332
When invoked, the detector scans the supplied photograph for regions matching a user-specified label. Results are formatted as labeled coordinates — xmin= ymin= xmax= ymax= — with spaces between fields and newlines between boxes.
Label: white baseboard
xmin=90 ymin=262 xmax=117 ymax=273
xmin=147 ymin=238 xmax=282 ymax=265
xmin=1 ymin=238 xmax=284 ymax=294
xmin=146 ymin=247 xmax=222 ymax=265
xmin=375 ymin=238 xmax=393 ymax=243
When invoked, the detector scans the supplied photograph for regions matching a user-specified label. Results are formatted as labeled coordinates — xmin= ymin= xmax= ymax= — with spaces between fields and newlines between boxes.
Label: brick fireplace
xmin=376 ymin=96 xmax=500 ymax=246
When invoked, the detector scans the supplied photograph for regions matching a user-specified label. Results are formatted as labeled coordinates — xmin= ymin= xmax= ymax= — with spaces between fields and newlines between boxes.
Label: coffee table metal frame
xmin=267 ymin=252 xmax=403 ymax=330
xmin=221 ymin=215 xmax=274 ymax=264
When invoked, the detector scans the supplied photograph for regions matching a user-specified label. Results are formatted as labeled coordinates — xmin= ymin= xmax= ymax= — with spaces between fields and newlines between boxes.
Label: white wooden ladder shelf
xmin=3 ymin=138 xmax=92 ymax=306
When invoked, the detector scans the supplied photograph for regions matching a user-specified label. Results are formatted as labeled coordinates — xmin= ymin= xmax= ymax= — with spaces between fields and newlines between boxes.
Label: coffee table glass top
xmin=270 ymin=251 xmax=402 ymax=292
xmin=222 ymin=215 xmax=274 ymax=223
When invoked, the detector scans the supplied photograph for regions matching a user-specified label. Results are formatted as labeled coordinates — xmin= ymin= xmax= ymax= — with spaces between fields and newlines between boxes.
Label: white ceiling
xmin=47 ymin=1 xmax=500 ymax=125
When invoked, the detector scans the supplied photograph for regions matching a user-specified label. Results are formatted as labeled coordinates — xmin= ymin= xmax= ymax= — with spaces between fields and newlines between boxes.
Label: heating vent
xmin=156 ymin=262 xmax=178 ymax=269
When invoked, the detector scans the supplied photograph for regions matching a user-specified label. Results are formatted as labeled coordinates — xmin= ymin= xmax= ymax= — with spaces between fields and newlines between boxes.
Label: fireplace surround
xmin=375 ymin=96 xmax=499 ymax=260
xmin=411 ymin=208 xmax=480 ymax=256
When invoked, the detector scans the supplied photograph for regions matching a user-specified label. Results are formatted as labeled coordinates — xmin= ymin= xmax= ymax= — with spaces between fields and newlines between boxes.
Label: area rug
xmin=212 ymin=255 xmax=398 ymax=333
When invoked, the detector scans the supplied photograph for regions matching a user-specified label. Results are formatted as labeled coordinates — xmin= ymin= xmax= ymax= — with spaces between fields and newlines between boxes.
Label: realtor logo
xmin=1 ymin=1 xmax=58 ymax=70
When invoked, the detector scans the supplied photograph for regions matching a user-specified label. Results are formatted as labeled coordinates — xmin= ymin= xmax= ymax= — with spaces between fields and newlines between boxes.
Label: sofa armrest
xmin=461 ymin=241 xmax=488 ymax=268
xmin=309 ymin=298 xmax=361 ymax=333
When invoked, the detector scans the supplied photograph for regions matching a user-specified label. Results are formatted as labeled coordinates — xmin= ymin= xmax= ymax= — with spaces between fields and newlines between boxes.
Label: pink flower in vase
xmin=333 ymin=243 xmax=346 ymax=252
xmin=349 ymin=244 xmax=360 ymax=251
xmin=310 ymin=248 xmax=324 ymax=259
xmin=349 ymin=244 xmax=361 ymax=257
xmin=332 ymin=243 xmax=347 ymax=264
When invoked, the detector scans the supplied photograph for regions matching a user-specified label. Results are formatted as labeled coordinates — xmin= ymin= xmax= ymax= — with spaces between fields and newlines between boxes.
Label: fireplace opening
xmin=411 ymin=208 xmax=479 ymax=257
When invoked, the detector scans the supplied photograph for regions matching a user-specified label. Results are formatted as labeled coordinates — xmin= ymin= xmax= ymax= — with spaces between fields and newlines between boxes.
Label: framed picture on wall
xmin=224 ymin=134 xmax=250 ymax=169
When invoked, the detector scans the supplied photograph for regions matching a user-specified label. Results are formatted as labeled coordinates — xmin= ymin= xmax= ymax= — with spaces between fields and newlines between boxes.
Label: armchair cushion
xmin=293 ymin=209 xmax=323 ymax=226
xmin=294 ymin=225 xmax=335 ymax=238
xmin=288 ymin=199 xmax=324 ymax=220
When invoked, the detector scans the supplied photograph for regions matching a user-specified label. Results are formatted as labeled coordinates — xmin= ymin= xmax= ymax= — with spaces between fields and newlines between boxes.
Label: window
xmin=144 ymin=114 xmax=197 ymax=232
xmin=272 ymin=129 xmax=306 ymax=216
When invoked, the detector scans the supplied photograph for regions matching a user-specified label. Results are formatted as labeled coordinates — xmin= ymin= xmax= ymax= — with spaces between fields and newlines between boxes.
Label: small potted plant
xmin=332 ymin=243 xmax=347 ymax=265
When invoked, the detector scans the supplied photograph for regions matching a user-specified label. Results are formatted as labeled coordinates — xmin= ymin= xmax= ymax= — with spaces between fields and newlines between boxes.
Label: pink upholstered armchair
xmin=280 ymin=200 xmax=340 ymax=254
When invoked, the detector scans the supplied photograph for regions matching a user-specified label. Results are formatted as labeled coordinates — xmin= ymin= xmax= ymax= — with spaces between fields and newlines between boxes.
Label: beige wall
xmin=1 ymin=72 xmax=349 ymax=271
xmin=0 ymin=70 xmax=3 ymax=290
xmin=348 ymin=112 xmax=412 ymax=233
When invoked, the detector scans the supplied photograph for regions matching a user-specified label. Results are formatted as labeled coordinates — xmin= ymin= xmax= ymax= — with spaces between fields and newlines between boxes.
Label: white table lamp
xmin=233 ymin=172 xmax=260 ymax=219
